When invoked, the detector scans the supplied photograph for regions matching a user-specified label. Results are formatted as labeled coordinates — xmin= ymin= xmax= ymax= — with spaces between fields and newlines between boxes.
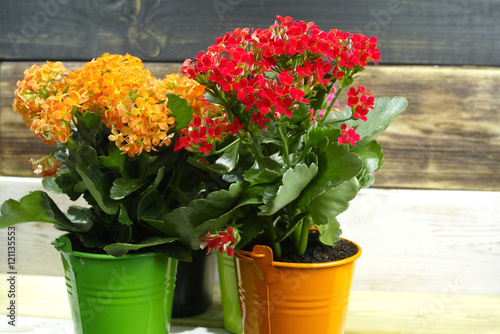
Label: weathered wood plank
xmin=0 ymin=0 xmax=499 ymax=66
xmin=1 ymin=62 xmax=499 ymax=190
xmin=357 ymin=65 xmax=500 ymax=190
xmin=1 ymin=275 xmax=499 ymax=333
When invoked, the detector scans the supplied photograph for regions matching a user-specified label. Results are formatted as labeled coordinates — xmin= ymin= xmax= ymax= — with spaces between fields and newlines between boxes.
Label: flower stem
xmin=267 ymin=219 xmax=282 ymax=259
xmin=293 ymin=221 xmax=302 ymax=251
xmin=277 ymin=124 xmax=290 ymax=168
xmin=65 ymin=137 xmax=78 ymax=151
xmin=319 ymin=86 xmax=344 ymax=126
xmin=295 ymin=217 xmax=310 ymax=256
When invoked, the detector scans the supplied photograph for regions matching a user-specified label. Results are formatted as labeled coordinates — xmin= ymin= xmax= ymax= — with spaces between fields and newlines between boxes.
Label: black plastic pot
xmin=172 ymin=249 xmax=216 ymax=318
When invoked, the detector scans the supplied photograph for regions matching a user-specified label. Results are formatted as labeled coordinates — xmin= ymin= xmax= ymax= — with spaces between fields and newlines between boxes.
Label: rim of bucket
xmin=54 ymin=233 xmax=163 ymax=260
xmin=69 ymin=249 xmax=161 ymax=260
xmin=235 ymin=238 xmax=362 ymax=269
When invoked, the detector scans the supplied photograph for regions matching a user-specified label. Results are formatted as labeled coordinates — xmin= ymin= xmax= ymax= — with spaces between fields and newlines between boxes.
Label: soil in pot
xmin=243 ymin=230 xmax=358 ymax=263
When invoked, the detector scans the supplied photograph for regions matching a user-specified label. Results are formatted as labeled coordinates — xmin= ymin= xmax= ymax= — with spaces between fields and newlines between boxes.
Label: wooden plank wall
xmin=1 ymin=0 xmax=499 ymax=190
xmin=1 ymin=63 xmax=499 ymax=190
xmin=1 ymin=0 xmax=499 ymax=65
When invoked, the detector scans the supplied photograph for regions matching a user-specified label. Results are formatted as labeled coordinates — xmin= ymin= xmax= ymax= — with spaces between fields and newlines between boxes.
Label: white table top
xmin=0 ymin=317 xmax=230 ymax=334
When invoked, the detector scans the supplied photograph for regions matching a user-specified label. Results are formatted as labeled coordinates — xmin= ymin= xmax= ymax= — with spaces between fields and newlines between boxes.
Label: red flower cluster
xmin=175 ymin=116 xmax=241 ymax=154
xmin=173 ymin=112 xmax=245 ymax=154
xmin=338 ymin=124 xmax=361 ymax=146
xmin=200 ymin=226 xmax=237 ymax=256
xmin=347 ymin=85 xmax=375 ymax=122
xmin=181 ymin=16 xmax=381 ymax=136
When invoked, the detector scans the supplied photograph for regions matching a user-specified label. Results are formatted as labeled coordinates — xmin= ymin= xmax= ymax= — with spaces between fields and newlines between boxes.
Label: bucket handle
xmin=245 ymin=245 xmax=282 ymax=285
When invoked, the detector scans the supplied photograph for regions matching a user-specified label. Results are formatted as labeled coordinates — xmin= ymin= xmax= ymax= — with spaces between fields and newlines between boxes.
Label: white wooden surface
xmin=1 ymin=177 xmax=500 ymax=296
xmin=339 ymin=187 xmax=500 ymax=295
xmin=0 ymin=317 xmax=228 ymax=334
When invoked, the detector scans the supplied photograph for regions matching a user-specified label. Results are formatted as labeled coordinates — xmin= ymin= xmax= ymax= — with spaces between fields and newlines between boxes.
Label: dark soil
xmin=243 ymin=231 xmax=359 ymax=264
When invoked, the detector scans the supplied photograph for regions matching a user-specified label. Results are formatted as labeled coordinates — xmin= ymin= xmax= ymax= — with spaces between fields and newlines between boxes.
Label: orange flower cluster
xmin=72 ymin=54 xmax=176 ymax=156
xmin=13 ymin=61 xmax=77 ymax=145
xmin=13 ymin=53 xmax=178 ymax=157
xmin=29 ymin=155 xmax=62 ymax=177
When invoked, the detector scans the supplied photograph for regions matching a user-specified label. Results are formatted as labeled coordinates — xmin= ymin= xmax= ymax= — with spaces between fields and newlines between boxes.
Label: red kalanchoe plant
xmin=173 ymin=16 xmax=407 ymax=258
xmin=200 ymin=226 xmax=239 ymax=256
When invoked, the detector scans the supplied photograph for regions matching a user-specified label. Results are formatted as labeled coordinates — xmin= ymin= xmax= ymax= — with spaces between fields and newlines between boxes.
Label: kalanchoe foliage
xmin=181 ymin=16 xmax=408 ymax=258
xmin=0 ymin=56 xmax=240 ymax=260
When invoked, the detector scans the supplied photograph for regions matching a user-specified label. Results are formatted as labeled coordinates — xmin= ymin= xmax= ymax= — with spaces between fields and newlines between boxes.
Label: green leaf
xmin=204 ymin=91 xmax=225 ymax=105
xmin=306 ymin=127 xmax=339 ymax=148
xmin=144 ymin=182 xmax=245 ymax=248
xmin=110 ymin=177 xmax=144 ymax=200
xmin=307 ymin=178 xmax=360 ymax=225
xmin=309 ymin=83 xmax=328 ymax=111
xmin=154 ymin=242 xmax=192 ymax=262
xmin=42 ymin=177 xmax=63 ymax=194
xmin=235 ymin=215 xmax=268 ymax=251
xmin=352 ymin=140 xmax=384 ymax=188
xmin=167 ymin=94 xmax=193 ymax=131
xmin=118 ymin=204 xmax=133 ymax=226
xmin=297 ymin=143 xmax=363 ymax=208
xmin=323 ymin=106 xmax=353 ymax=125
xmin=76 ymin=164 xmax=119 ymax=215
xmin=260 ymin=184 xmax=280 ymax=207
xmin=344 ymin=97 xmax=408 ymax=146
xmin=77 ymin=145 xmax=100 ymax=167
xmin=52 ymin=172 xmax=83 ymax=201
xmin=259 ymin=131 xmax=281 ymax=145
xmin=340 ymin=76 xmax=354 ymax=89
xmin=138 ymin=189 xmax=163 ymax=218
xmin=99 ymin=145 xmax=127 ymax=175
xmin=65 ymin=206 xmax=94 ymax=230
xmin=103 ymin=236 xmax=177 ymax=257
xmin=213 ymin=141 xmax=240 ymax=173
xmin=317 ymin=218 xmax=342 ymax=246
xmin=74 ymin=112 xmax=105 ymax=146
xmin=145 ymin=150 xmax=178 ymax=179
xmin=192 ymin=185 xmax=265 ymax=242
xmin=0 ymin=191 xmax=88 ymax=232
xmin=78 ymin=233 xmax=107 ymax=249
xmin=244 ymin=168 xmax=282 ymax=185
xmin=77 ymin=111 xmax=101 ymax=130
xmin=260 ymin=163 xmax=318 ymax=215
xmin=290 ymin=102 xmax=312 ymax=124
xmin=243 ymin=159 xmax=283 ymax=185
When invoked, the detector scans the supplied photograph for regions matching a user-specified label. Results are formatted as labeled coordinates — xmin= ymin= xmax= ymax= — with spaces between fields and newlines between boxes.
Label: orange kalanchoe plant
xmin=0 ymin=54 xmax=236 ymax=260
xmin=14 ymin=54 xmax=175 ymax=156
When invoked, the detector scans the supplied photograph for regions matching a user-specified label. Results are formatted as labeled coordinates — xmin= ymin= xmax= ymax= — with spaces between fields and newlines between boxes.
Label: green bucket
xmin=54 ymin=234 xmax=178 ymax=334
xmin=216 ymin=252 xmax=243 ymax=334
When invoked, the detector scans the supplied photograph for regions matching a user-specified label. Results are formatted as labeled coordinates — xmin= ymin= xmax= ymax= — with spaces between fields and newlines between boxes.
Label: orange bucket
xmin=234 ymin=239 xmax=361 ymax=334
